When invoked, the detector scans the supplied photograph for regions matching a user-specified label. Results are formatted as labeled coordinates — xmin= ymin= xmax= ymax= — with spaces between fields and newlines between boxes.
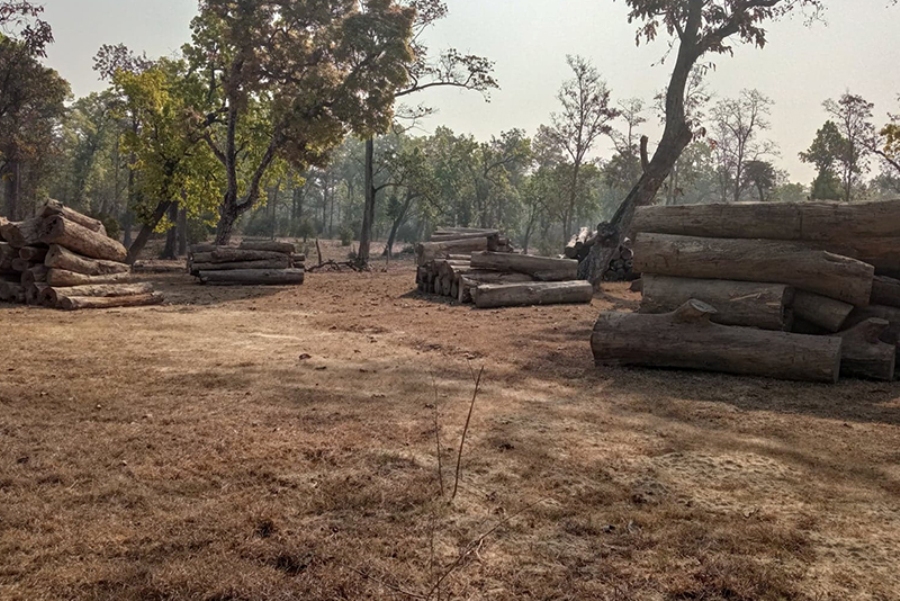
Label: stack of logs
xmin=416 ymin=228 xmax=593 ymax=309
xmin=188 ymin=241 xmax=305 ymax=285
xmin=0 ymin=201 xmax=163 ymax=310
xmin=565 ymin=227 xmax=638 ymax=282
xmin=592 ymin=200 xmax=900 ymax=383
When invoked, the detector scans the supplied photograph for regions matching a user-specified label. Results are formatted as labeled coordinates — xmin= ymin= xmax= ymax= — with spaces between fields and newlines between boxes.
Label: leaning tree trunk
xmin=357 ymin=137 xmax=376 ymax=267
xmin=382 ymin=191 xmax=415 ymax=258
xmin=126 ymin=200 xmax=172 ymax=264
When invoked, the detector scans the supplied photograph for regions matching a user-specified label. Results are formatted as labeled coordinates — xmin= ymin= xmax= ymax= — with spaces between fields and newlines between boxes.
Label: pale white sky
xmin=40 ymin=0 xmax=900 ymax=184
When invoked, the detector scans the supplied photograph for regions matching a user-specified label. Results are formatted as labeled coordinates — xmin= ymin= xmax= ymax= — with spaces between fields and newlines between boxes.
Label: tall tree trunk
xmin=127 ymin=200 xmax=172 ymax=264
xmin=162 ymin=201 xmax=179 ymax=259
xmin=357 ymin=137 xmax=376 ymax=266
xmin=382 ymin=191 xmax=416 ymax=257
xmin=177 ymin=204 xmax=187 ymax=256
xmin=4 ymin=161 xmax=19 ymax=221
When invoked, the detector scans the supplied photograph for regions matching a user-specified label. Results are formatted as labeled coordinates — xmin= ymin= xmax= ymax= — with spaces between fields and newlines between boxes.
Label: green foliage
xmin=339 ymin=224 xmax=355 ymax=246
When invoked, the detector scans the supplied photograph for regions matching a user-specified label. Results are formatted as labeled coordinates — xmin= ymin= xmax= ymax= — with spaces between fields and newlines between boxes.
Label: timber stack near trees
xmin=416 ymin=227 xmax=593 ymax=308
xmin=592 ymin=200 xmax=900 ymax=383
xmin=187 ymin=241 xmax=305 ymax=286
xmin=564 ymin=227 xmax=638 ymax=282
xmin=0 ymin=201 xmax=163 ymax=310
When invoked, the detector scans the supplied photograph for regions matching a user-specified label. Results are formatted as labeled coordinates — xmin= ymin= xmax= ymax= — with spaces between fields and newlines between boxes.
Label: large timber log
xmin=58 ymin=292 xmax=164 ymax=311
xmin=191 ymin=258 xmax=291 ymax=272
xmin=198 ymin=268 xmax=306 ymax=286
xmin=843 ymin=305 xmax=900 ymax=345
xmin=871 ymin=276 xmax=900 ymax=308
xmin=0 ymin=242 xmax=14 ymax=270
xmin=834 ymin=318 xmax=896 ymax=381
xmin=639 ymin=275 xmax=794 ymax=331
xmin=470 ymin=252 xmax=578 ymax=282
xmin=40 ymin=216 xmax=127 ymax=262
xmin=21 ymin=265 xmax=48 ymax=285
xmin=190 ymin=243 xmax=219 ymax=254
xmin=791 ymin=290 xmax=854 ymax=333
xmin=0 ymin=281 xmax=24 ymax=302
xmin=416 ymin=238 xmax=489 ymax=264
xmin=430 ymin=230 xmax=500 ymax=242
xmin=46 ymin=268 xmax=131 ymax=287
xmin=633 ymin=233 xmax=874 ymax=307
xmin=458 ymin=271 xmax=534 ymax=303
xmin=192 ymin=249 xmax=288 ymax=263
xmin=44 ymin=244 xmax=130 ymax=276
xmin=591 ymin=299 xmax=843 ymax=383
xmin=238 ymin=240 xmax=296 ymax=254
xmin=473 ymin=281 xmax=593 ymax=309
xmin=0 ymin=217 xmax=43 ymax=248
xmin=41 ymin=199 xmax=106 ymax=234
xmin=632 ymin=200 xmax=900 ymax=243
xmin=40 ymin=282 xmax=155 ymax=308
xmin=25 ymin=282 xmax=48 ymax=306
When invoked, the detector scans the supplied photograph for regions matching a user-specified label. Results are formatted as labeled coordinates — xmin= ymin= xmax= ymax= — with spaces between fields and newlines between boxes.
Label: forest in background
xmin=2 ymin=0 xmax=900 ymax=264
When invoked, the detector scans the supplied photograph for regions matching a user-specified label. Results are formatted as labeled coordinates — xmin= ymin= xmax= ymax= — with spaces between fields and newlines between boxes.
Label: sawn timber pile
xmin=565 ymin=226 xmax=638 ymax=282
xmin=592 ymin=200 xmax=900 ymax=383
xmin=1 ymin=201 xmax=163 ymax=310
xmin=187 ymin=241 xmax=305 ymax=286
xmin=415 ymin=227 xmax=592 ymax=309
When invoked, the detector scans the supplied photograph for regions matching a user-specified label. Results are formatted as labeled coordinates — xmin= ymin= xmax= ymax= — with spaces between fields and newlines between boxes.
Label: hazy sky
xmin=40 ymin=0 xmax=900 ymax=184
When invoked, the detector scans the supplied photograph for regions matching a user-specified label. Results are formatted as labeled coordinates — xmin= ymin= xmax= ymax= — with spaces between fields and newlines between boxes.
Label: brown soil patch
xmin=2 ymin=260 xmax=898 ymax=600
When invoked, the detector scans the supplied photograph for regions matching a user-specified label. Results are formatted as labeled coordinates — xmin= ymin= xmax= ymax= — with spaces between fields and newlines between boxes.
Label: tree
xmin=546 ymin=55 xmax=619 ymax=241
xmin=869 ymin=95 xmax=900 ymax=179
xmin=799 ymin=120 xmax=844 ymax=200
xmin=185 ymin=0 xmax=416 ymax=245
xmin=742 ymin=159 xmax=777 ymax=201
xmin=822 ymin=92 xmax=876 ymax=202
xmin=709 ymin=89 xmax=777 ymax=202
xmin=581 ymin=0 xmax=825 ymax=285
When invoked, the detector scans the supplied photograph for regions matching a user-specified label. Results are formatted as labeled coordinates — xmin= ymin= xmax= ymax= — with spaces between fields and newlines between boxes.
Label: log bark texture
xmin=59 ymin=292 xmax=164 ymax=311
xmin=0 ymin=217 xmax=43 ymax=248
xmin=44 ymin=245 xmax=130 ymax=276
xmin=474 ymin=281 xmax=593 ymax=309
xmin=40 ymin=282 xmax=155 ymax=308
xmin=21 ymin=265 xmax=48 ymax=285
xmin=41 ymin=200 xmax=106 ymax=234
xmin=791 ymin=290 xmax=854 ymax=333
xmin=871 ymin=276 xmax=900 ymax=308
xmin=639 ymin=275 xmax=794 ymax=331
xmin=238 ymin=241 xmax=296 ymax=254
xmin=470 ymin=252 xmax=578 ymax=282
xmin=591 ymin=300 xmax=843 ymax=383
xmin=192 ymin=249 xmax=288 ymax=263
xmin=18 ymin=246 xmax=48 ymax=262
xmin=46 ymin=269 xmax=131 ymax=287
xmin=40 ymin=216 xmax=128 ymax=262
xmin=834 ymin=318 xmax=896 ymax=381
xmin=843 ymin=305 xmax=900 ymax=345
xmin=633 ymin=233 xmax=874 ymax=307
xmin=198 ymin=268 xmax=306 ymax=286
xmin=0 ymin=281 xmax=24 ymax=302
xmin=417 ymin=238 xmax=489 ymax=264
xmin=191 ymin=258 xmax=290 ymax=272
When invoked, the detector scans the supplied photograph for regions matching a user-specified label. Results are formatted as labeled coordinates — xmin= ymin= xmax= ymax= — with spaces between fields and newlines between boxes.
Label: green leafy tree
xmin=821 ymin=93 xmax=876 ymax=201
xmin=799 ymin=120 xmax=844 ymax=200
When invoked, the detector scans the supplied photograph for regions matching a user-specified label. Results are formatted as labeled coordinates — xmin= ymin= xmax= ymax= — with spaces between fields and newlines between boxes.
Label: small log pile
xmin=592 ymin=200 xmax=900 ymax=383
xmin=187 ymin=241 xmax=305 ymax=286
xmin=565 ymin=227 xmax=637 ymax=282
xmin=1 ymin=201 xmax=163 ymax=310
xmin=416 ymin=228 xmax=592 ymax=308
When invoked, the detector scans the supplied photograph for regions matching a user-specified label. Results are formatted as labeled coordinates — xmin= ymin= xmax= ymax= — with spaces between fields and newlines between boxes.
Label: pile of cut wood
xmin=187 ymin=241 xmax=305 ymax=286
xmin=416 ymin=228 xmax=593 ymax=309
xmin=0 ymin=201 xmax=163 ymax=310
xmin=565 ymin=227 xmax=638 ymax=282
xmin=592 ymin=200 xmax=900 ymax=383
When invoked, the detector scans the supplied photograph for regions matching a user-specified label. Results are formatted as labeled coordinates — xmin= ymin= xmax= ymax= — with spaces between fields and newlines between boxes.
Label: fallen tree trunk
xmin=473 ymin=281 xmax=593 ymax=309
xmin=834 ymin=318 xmax=896 ymax=381
xmin=192 ymin=249 xmax=288 ymax=263
xmin=40 ymin=282 xmax=155 ymax=308
xmin=416 ymin=238 xmax=489 ymax=264
xmin=431 ymin=230 xmax=500 ymax=242
xmin=238 ymin=240 xmax=296 ymax=254
xmin=633 ymin=233 xmax=874 ymax=307
xmin=632 ymin=200 xmax=900 ymax=244
xmin=0 ymin=218 xmax=43 ymax=248
xmin=470 ymin=252 xmax=578 ymax=282
xmin=190 ymin=243 xmax=219 ymax=254
xmin=41 ymin=199 xmax=106 ymax=234
xmin=44 ymin=244 xmax=130 ymax=276
xmin=871 ymin=275 xmax=900 ymax=308
xmin=191 ymin=258 xmax=290 ymax=272
xmin=198 ymin=268 xmax=306 ymax=286
xmin=791 ymin=290 xmax=854 ymax=333
xmin=843 ymin=305 xmax=900 ymax=345
xmin=591 ymin=299 xmax=843 ymax=383
xmin=40 ymin=216 xmax=128 ymax=262
xmin=59 ymin=292 xmax=164 ymax=311
xmin=639 ymin=275 xmax=794 ymax=331
xmin=46 ymin=268 xmax=131 ymax=287
xmin=458 ymin=271 xmax=534 ymax=303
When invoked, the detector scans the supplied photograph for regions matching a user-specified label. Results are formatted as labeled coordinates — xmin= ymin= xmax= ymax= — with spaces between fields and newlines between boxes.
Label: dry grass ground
xmin=2 ymin=254 xmax=899 ymax=600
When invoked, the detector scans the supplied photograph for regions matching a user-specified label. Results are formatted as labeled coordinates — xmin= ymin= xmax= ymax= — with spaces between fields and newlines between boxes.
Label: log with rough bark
xmin=791 ymin=290 xmax=854 ymax=333
xmin=190 ymin=243 xmax=219 ymax=254
xmin=238 ymin=240 xmax=296 ymax=254
xmin=591 ymin=300 xmax=843 ymax=383
xmin=871 ymin=275 xmax=900 ymax=308
xmin=59 ymin=292 xmax=164 ymax=311
xmin=25 ymin=282 xmax=48 ymax=306
xmin=1 ymin=217 xmax=43 ymax=248
xmin=198 ymin=268 xmax=306 ymax=286
xmin=0 ymin=242 xmax=14 ymax=270
xmin=639 ymin=275 xmax=794 ymax=331
xmin=46 ymin=268 xmax=132 ymax=287
xmin=473 ymin=281 xmax=593 ymax=309
xmin=44 ymin=244 xmax=131 ymax=276
xmin=40 ymin=216 xmax=128 ymax=262
xmin=11 ymin=258 xmax=35 ymax=273
xmin=40 ymin=282 xmax=155 ymax=308
xmin=0 ymin=281 xmax=24 ymax=302
xmin=191 ymin=258 xmax=291 ymax=272
xmin=192 ymin=248 xmax=289 ymax=264
xmin=41 ymin=199 xmax=106 ymax=234
xmin=416 ymin=238 xmax=490 ymax=264
xmin=470 ymin=252 xmax=578 ymax=282
xmin=18 ymin=246 xmax=48 ymax=262
xmin=431 ymin=230 xmax=500 ymax=242
xmin=458 ymin=271 xmax=534 ymax=303
xmin=843 ymin=305 xmax=900 ymax=345
xmin=565 ymin=227 xmax=591 ymax=259
xmin=834 ymin=318 xmax=896 ymax=381
xmin=632 ymin=200 xmax=900 ymax=244
xmin=21 ymin=265 xmax=48 ymax=286
xmin=633 ymin=233 xmax=874 ymax=307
